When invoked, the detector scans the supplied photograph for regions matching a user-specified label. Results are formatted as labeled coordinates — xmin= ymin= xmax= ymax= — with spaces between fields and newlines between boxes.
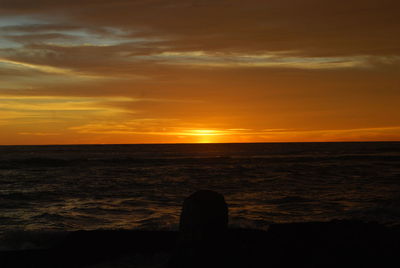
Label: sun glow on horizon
xmin=179 ymin=129 xmax=223 ymax=143
xmin=184 ymin=129 xmax=221 ymax=136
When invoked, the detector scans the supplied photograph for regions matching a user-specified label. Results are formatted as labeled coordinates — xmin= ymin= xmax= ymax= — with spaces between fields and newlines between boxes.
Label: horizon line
xmin=1 ymin=140 xmax=399 ymax=146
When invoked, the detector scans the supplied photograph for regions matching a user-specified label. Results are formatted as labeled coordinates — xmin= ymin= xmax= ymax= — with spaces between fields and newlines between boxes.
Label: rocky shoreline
xmin=2 ymin=190 xmax=399 ymax=267
xmin=1 ymin=220 xmax=399 ymax=268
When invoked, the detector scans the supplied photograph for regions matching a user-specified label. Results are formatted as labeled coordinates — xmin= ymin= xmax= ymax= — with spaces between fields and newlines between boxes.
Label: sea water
xmin=1 ymin=142 xmax=399 ymax=249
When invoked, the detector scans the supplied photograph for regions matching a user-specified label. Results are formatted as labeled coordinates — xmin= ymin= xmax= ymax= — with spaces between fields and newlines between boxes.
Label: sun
xmin=183 ymin=129 xmax=222 ymax=143
xmin=189 ymin=129 xmax=220 ymax=136
xmin=197 ymin=136 xmax=214 ymax=143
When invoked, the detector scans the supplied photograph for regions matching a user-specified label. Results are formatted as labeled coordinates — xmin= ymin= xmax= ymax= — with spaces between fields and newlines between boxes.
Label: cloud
xmin=68 ymin=121 xmax=400 ymax=143
xmin=18 ymin=131 xmax=60 ymax=136
xmin=258 ymin=126 xmax=400 ymax=142
xmin=0 ymin=0 xmax=399 ymax=144
xmin=0 ymin=57 xmax=82 ymax=75
xmin=0 ymin=23 xmax=82 ymax=33
xmin=0 ymin=95 xmax=141 ymax=128
xmin=2 ymin=1 xmax=400 ymax=55
xmin=1 ymin=0 xmax=399 ymax=84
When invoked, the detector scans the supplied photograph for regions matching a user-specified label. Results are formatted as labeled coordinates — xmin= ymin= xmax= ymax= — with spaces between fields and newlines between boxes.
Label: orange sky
xmin=0 ymin=0 xmax=399 ymax=145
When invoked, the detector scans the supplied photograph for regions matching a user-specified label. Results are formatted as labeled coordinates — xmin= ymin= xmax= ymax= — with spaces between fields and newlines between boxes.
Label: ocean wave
xmin=1 ymin=153 xmax=399 ymax=169
xmin=0 ymin=191 xmax=62 ymax=204
xmin=266 ymin=196 xmax=315 ymax=204
xmin=344 ymin=196 xmax=400 ymax=225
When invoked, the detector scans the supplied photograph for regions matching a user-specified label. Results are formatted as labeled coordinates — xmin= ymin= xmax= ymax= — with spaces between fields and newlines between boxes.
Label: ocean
xmin=1 ymin=142 xmax=400 ymax=250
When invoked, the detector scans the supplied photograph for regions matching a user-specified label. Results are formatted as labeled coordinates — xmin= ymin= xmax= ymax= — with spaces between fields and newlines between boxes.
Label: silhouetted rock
xmin=179 ymin=190 xmax=228 ymax=244
xmin=168 ymin=190 xmax=232 ymax=268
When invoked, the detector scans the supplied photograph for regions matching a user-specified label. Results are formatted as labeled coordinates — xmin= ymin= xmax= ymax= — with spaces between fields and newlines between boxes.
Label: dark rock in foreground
xmin=1 ymin=191 xmax=399 ymax=267
xmin=1 ymin=221 xmax=399 ymax=268
xmin=169 ymin=190 xmax=229 ymax=267
xmin=179 ymin=190 xmax=228 ymax=243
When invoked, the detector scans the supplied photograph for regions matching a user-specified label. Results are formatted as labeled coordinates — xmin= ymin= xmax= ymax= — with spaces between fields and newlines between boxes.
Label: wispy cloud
xmin=0 ymin=96 xmax=138 ymax=127
xmin=0 ymin=58 xmax=106 ymax=79
xmin=0 ymin=1 xmax=399 ymax=144
xmin=152 ymin=51 xmax=371 ymax=69
xmin=0 ymin=57 xmax=93 ymax=77
xmin=18 ymin=132 xmax=60 ymax=136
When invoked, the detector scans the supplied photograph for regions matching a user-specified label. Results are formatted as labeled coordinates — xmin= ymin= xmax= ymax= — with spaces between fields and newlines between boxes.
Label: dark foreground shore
xmin=1 ymin=220 xmax=399 ymax=268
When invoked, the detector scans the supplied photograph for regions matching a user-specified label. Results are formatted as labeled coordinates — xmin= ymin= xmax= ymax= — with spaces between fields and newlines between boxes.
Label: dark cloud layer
xmin=1 ymin=0 xmax=400 ymax=56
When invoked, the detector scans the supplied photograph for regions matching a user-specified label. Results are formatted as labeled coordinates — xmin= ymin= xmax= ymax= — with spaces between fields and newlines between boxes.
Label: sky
xmin=0 ymin=0 xmax=399 ymax=145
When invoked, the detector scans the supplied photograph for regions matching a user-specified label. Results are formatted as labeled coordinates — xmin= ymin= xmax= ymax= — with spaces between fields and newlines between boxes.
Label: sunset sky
xmin=1 ymin=0 xmax=399 ymax=145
